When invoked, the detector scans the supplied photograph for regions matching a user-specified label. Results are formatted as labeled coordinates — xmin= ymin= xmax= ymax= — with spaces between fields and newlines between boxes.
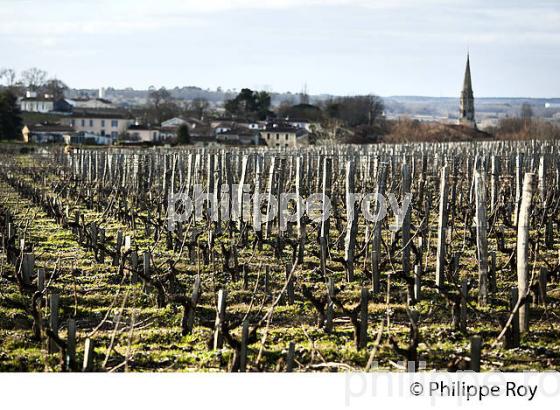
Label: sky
xmin=1 ymin=0 xmax=559 ymax=97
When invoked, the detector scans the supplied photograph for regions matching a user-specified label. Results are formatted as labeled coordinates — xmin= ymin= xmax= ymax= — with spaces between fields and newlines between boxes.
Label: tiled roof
xmin=71 ymin=109 xmax=131 ymax=119
xmin=21 ymin=97 xmax=54 ymax=102
xmin=261 ymin=125 xmax=298 ymax=133
xmin=26 ymin=123 xmax=74 ymax=133
xmin=128 ymin=124 xmax=159 ymax=131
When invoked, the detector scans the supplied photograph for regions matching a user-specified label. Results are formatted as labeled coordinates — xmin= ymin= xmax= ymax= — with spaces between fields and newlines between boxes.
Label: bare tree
xmin=20 ymin=67 xmax=48 ymax=91
xmin=323 ymin=95 xmax=384 ymax=127
xmin=189 ymin=98 xmax=209 ymax=120
xmin=148 ymin=87 xmax=176 ymax=123
xmin=42 ymin=78 xmax=68 ymax=99
xmin=520 ymin=103 xmax=533 ymax=128
xmin=299 ymin=83 xmax=310 ymax=105
xmin=0 ymin=68 xmax=17 ymax=86
xmin=312 ymin=118 xmax=350 ymax=144
xmin=520 ymin=103 xmax=533 ymax=120
xmin=149 ymin=87 xmax=171 ymax=108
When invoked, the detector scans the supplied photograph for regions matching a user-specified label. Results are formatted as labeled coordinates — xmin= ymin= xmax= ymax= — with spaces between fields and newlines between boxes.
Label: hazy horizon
xmin=1 ymin=0 xmax=559 ymax=98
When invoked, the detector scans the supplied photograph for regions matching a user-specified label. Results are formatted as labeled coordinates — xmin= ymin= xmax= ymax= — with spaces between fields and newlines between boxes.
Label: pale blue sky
xmin=1 ymin=0 xmax=559 ymax=97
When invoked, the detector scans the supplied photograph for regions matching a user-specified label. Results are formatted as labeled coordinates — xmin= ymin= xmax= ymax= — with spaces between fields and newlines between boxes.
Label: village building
xmin=259 ymin=124 xmax=309 ymax=148
xmin=19 ymin=91 xmax=72 ymax=113
xmin=161 ymin=117 xmax=187 ymax=128
xmin=160 ymin=116 xmax=208 ymax=140
xmin=69 ymin=97 xmax=116 ymax=110
xmin=236 ymin=120 xmax=264 ymax=130
xmin=216 ymin=128 xmax=259 ymax=145
xmin=162 ymin=116 xmax=206 ymax=130
xmin=22 ymin=123 xmax=75 ymax=144
xmin=71 ymin=132 xmax=113 ymax=145
xmin=126 ymin=124 xmax=162 ymax=143
xmin=283 ymin=117 xmax=316 ymax=132
xmin=211 ymin=120 xmax=237 ymax=135
xmin=63 ymin=109 xmax=132 ymax=140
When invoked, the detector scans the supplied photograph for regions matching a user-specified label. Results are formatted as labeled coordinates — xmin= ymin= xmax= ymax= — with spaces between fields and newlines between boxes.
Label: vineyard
xmin=0 ymin=141 xmax=559 ymax=372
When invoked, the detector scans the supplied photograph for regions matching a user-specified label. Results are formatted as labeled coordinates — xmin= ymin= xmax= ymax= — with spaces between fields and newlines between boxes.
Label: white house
xmin=63 ymin=110 xmax=132 ymax=140
xmin=237 ymin=121 xmax=264 ymax=130
xmin=19 ymin=91 xmax=72 ymax=113
xmin=161 ymin=117 xmax=188 ymax=128
xmin=211 ymin=121 xmax=236 ymax=135
xmin=260 ymin=124 xmax=309 ymax=148
xmin=127 ymin=124 xmax=162 ymax=143
xmin=20 ymin=97 xmax=54 ymax=113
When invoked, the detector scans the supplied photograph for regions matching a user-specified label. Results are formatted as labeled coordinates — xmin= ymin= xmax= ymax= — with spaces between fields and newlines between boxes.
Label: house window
xmin=70 ymin=119 xmax=75 ymax=127
xmin=89 ymin=119 xmax=94 ymax=127
xmin=111 ymin=120 xmax=118 ymax=127
xmin=100 ymin=130 xmax=105 ymax=136
xmin=81 ymin=119 xmax=85 ymax=127
xmin=285 ymin=134 xmax=289 ymax=140
xmin=101 ymin=120 xmax=105 ymax=127
xmin=111 ymin=131 xmax=118 ymax=139
xmin=276 ymin=133 xmax=279 ymax=140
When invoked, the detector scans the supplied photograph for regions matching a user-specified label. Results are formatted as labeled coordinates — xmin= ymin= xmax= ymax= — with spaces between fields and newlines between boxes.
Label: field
xmin=0 ymin=141 xmax=559 ymax=372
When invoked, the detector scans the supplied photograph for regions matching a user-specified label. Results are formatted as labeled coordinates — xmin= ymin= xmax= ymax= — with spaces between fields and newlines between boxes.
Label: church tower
xmin=459 ymin=53 xmax=476 ymax=128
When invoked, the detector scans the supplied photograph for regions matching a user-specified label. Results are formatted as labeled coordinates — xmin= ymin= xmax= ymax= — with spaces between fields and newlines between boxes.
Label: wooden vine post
xmin=371 ymin=163 xmax=387 ymax=294
xmin=183 ymin=274 xmax=202 ymax=335
xmin=82 ymin=338 xmax=95 ymax=372
xmin=48 ymin=293 xmax=60 ymax=354
xmin=22 ymin=252 xmax=34 ymax=286
xmin=239 ymin=320 xmax=249 ymax=372
xmin=213 ymin=289 xmax=227 ymax=350
xmin=401 ymin=163 xmax=412 ymax=283
xmin=435 ymin=165 xmax=449 ymax=288
xmin=474 ymin=170 xmax=489 ymax=305
xmin=66 ymin=319 xmax=76 ymax=371
xmin=470 ymin=336 xmax=481 ymax=372
xmin=516 ymin=173 xmax=535 ymax=333
xmin=344 ymin=159 xmax=358 ymax=282
xmin=358 ymin=287 xmax=369 ymax=350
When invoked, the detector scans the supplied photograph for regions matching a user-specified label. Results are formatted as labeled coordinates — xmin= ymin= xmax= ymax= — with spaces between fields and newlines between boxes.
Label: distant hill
xmin=65 ymin=88 xmax=560 ymax=120
xmin=383 ymin=96 xmax=560 ymax=122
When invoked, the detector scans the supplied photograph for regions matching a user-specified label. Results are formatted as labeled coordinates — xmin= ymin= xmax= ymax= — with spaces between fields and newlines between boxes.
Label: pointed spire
xmin=459 ymin=52 xmax=476 ymax=128
xmin=463 ymin=53 xmax=473 ymax=93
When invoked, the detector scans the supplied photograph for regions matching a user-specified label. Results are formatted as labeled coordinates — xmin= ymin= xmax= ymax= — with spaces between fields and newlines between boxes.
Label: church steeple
xmin=459 ymin=53 xmax=476 ymax=128
xmin=463 ymin=53 xmax=472 ymax=92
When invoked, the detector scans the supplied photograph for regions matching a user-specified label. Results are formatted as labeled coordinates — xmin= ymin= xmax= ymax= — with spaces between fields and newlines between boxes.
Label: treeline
xmin=488 ymin=118 xmax=560 ymax=140
xmin=1 ymin=67 xmax=68 ymax=99
xmin=276 ymin=94 xmax=387 ymax=144
xmin=134 ymin=87 xmax=211 ymax=125
xmin=484 ymin=103 xmax=560 ymax=140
